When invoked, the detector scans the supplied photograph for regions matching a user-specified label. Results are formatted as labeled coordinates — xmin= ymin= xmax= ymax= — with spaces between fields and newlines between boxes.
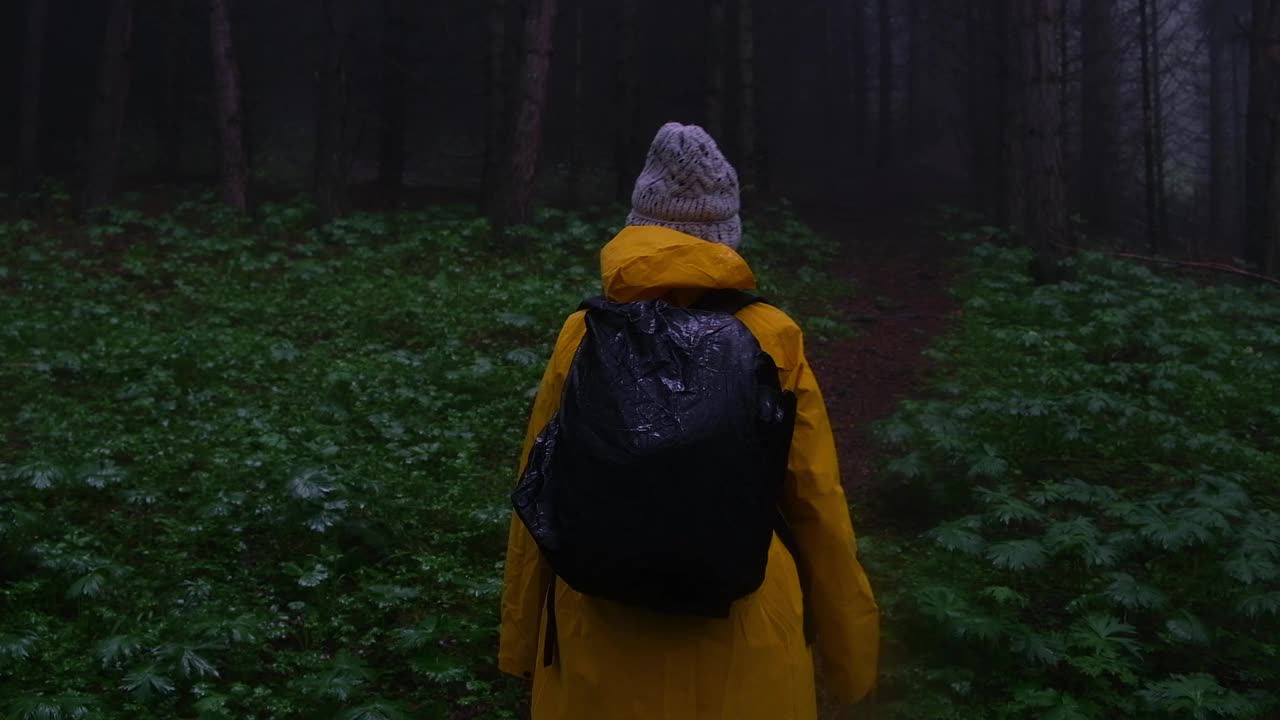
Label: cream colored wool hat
xmin=626 ymin=123 xmax=743 ymax=250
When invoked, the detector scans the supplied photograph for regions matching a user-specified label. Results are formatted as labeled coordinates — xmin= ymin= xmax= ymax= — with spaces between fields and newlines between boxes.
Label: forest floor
xmin=796 ymin=205 xmax=959 ymax=718
xmin=803 ymin=206 xmax=959 ymax=513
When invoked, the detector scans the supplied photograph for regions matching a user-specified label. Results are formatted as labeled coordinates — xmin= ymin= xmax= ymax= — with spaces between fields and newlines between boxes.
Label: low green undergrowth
xmin=864 ymin=243 xmax=1280 ymax=719
xmin=0 ymin=194 xmax=840 ymax=719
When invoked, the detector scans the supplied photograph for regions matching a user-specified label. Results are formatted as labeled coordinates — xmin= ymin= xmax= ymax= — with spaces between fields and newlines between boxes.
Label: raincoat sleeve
xmin=498 ymin=312 xmax=587 ymax=678
xmin=781 ymin=335 xmax=880 ymax=704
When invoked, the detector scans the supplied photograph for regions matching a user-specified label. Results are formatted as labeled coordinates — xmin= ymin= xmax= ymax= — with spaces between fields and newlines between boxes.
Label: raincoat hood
xmin=600 ymin=225 xmax=756 ymax=303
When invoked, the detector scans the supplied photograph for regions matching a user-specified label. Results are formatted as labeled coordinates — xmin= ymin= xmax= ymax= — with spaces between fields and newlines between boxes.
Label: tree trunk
xmin=1209 ymin=0 xmax=1225 ymax=246
xmin=568 ymin=0 xmax=586 ymax=199
xmin=706 ymin=0 xmax=727 ymax=140
xmin=876 ymin=0 xmax=892 ymax=168
xmin=738 ymin=0 xmax=762 ymax=191
xmin=378 ymin=0 xmax=407 ymax=188
xmin=906 ymin=0 xmax=922 ymax=155
xmin=159 ymin=0 xmax=188 ymax=178
xmin=1137 ymin=0 xmax=1159 ymax=252
xmin=966 ymin=1 xmax=986 ymax=212
xmin=314 ymin=0 xmax=349 ymax=222
xmin=80 ymin=0 xmax=135 ymax=217
xmin=850 ymin=0 xmax=868 ymax=161
xmin=1080 ymin=0 xmax=1114 ymax=230
xmin=999 ymin=0 xmax=1021 ymax=229
xmin=210 ymin=0 xmax=248 ymax=211
xmin=492 ymin=0 xmax=557 ymax=233
xmin=1258 ymin=0 xmax=1280 ymax=274
xmin=484 ymin=0 xmax=509 ymax=203
xmin=614 ymin=0 xmax=638 ymax=202
xmin=1016 ymin=0 xmax=1067 ymax=281
xmin=1150 ymin=0 xmax=1170 ymax=251
xmin=15 ymin=0 xmax=49 ymax=195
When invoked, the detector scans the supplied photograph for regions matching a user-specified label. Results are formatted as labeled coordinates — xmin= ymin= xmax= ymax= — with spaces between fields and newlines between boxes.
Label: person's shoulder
xmin=736 ymin=301 xmax=805 ymax=370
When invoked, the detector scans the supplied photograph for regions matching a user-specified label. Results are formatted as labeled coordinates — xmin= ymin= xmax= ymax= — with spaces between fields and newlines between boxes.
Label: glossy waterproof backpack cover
xmin=512 ymin=291 xmax=797 ymax=617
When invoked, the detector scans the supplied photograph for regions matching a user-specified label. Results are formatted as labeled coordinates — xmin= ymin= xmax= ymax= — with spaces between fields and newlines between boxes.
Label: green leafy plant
xmin=0 ymin=196 xmax=844 ymax=718
xmin=864 ymin=240 xmax=1280 ymax=719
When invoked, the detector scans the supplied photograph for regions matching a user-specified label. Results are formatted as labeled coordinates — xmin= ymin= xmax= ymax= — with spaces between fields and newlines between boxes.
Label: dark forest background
xmin=3 ymin=0 xmax=1279 ymax=272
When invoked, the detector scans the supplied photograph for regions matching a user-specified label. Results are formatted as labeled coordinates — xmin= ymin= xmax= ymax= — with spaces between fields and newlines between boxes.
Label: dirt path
xmin=802 ymin=206 xmax=959 ymax=510
xmin=796 ymin=206 xmax=958 ymax=718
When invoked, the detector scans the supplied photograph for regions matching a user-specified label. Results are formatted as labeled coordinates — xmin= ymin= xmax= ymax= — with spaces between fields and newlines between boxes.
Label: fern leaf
xmin=1163 ymin=612 xmax=1211 ymax=646
xmin=95 ymin=635 xmax=142 ymax=668
xmin=1138 ymin=673 xmax=1258 ymax=720
xmin=1043 ymin=517 xmax=1102 ymax=554
xmin=981 ymin=586 xmax=1029 ymax=608
xmin=287 ymin=468 xmax=335 ymax=500
xmin=978 ymin=487 xmax=1043 ymax=525
xmin=985 ymin=539 xmax=1047 ymax=571
xmin=926 ymin=518 xmax=986 ymax=556
xmin=121 ymin=665 xmax=176 ymax=701
xmin=1236 ymin=591 xmax=1280 ymax=619
xmin=337 ymin=701 xmax=412 ymax=720
xmin=7 ymin=693 xmax=96 ymax=720
xmin=66 ymin=572 xmax=106 ymax=599
xmin=1068 ymin=614 xmax=1142 ymax=659
xmin=1223 ymin=554 xmax=1278 ymax=585
xmin=1104 ymin=572 xmax=1167 ymax=610
xmin=11 ymin=461 xmax=64 ymax=490
xmin=886 ymin=452 xmax=926 ymax=479
xmin=0 ymin=632 xmax=36 ymax=666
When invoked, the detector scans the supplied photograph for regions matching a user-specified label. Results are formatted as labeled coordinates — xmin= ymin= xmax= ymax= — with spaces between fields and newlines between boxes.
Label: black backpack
xmin=512 ymin=290 xmax=808 ymax=666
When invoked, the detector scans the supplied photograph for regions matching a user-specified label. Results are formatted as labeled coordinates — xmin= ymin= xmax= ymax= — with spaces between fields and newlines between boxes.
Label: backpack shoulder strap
xmin=578 ymin=295 xmax=607 ymax=312
xmin=578 ymin=291 xmax=766 ymax=315
xmin=691 ymin=289 xmax=766 ymax=316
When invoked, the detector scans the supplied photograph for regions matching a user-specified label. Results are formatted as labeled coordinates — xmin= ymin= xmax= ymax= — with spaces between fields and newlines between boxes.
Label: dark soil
xmin=802 ymin=206 xmax=960 ymax=513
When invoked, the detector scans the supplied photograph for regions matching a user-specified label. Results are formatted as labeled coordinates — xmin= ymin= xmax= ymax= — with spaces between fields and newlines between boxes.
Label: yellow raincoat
xmin=500 ymin=226 xmax=879 ymax=719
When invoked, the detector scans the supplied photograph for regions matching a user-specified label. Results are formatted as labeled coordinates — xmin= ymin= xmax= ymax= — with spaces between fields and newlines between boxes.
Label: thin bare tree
xmin=1016 ymin=0 xmax=1068 ymax=281
xmin=1080 ymin=0 xmax=1116 ymax=230
xmin=210 ymin=0 xmax=249 ymax=210
xmin=876 ymin=0 xmax=892 ymax=168
xmin=491 ymin=0 xmax=558 ymax=232
xmin=614 ymin=0 xmax=638 ymax=201
xmin=80 ymin=0 xmax=136 ymax=217
xmin=483 ymin=0 xmax=509 ymax=201
xmin=706 ymin=0 xmax=727 ymax=140
xmin=738 ymin=0 xmax=761 ymax=190
xmin=15 ymin=0 xmax=49 ymax=196
xmin=378 ymin=0 xmax=408 ymax=188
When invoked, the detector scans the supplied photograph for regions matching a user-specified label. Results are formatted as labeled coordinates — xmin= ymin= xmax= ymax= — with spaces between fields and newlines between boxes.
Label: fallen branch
xmin=1057 ymin=245 xmax=1280 ymax=287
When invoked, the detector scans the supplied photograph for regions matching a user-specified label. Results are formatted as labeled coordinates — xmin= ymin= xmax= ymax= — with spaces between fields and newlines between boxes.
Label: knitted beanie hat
xmin=626 ymin=123 xmax=742 ymax=250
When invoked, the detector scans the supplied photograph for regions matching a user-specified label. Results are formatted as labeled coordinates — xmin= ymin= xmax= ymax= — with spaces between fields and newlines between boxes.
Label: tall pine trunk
xmin=210 ymin=0 xmax=249 ymax=211
xmin=1080 ymin=0 xmax=1114 ymax=230
xmin=378 ymin=0 xmax=407 ymax=188
xmin=1260 ymin=0 xmax=1280 ymax=273
xmin=999 ymin=0 xmax=1021 ymax=229
xmin=905 ymin=0 xmax=922 ymax=155
xmin=159 ymin=0 xmax=188 ymax=178
xmin=614 ymin=0 xmax=637 ymax=201
xmin=484 ymin=0 xmax=509 ymax=203
xmin=314 ymin=0 xmax=349 ymax=222
xmin=706 ymin=0 xmax=727 ymax=140
xmin=1138 ymin=0 xmax=1159 ymax=252
xmin=738 ymin=0 xmax=762 ymax=191
xmin=849 ymin=0 xmax=868 ymax=161
xmin=568 ymin=0 xmax=586 ymax=199
xmin=1150 ymin=0 xmax=1170 ymax=251
xmin=1017 ymin=0 xmax=1067 ymax=282
xmin=876 ymin=0 xmax=892 ymax=168
xmin=81 ymin=0 xmax=135 ymax=217
xmin=15 ymin=0 xmax=49 ymax=195
xmin=492 ymin=0 xmax=557 ymax=233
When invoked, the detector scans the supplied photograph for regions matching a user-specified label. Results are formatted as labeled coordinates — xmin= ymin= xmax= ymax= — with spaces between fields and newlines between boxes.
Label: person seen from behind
xmin=499 ymin=122 xmax=879 ymax=719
